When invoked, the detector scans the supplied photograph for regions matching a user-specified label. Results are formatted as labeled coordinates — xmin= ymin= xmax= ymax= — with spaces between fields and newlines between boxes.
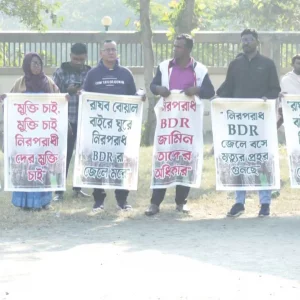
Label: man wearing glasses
xmin=217 ymin=29 xmax=281 ymax=218
xmin=83 ymin=39 xmax=137 ymax=212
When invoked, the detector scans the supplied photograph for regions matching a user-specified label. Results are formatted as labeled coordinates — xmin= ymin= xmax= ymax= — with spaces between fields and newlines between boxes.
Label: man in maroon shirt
xmin=145 ymin=34 xmax=215 ymax=216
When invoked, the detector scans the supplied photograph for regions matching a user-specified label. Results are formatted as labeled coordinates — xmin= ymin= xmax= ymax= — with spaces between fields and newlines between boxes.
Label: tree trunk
xmin=176 ymin=0 xmax=196 ymax=35
xmin=140 ymin=0 xmax=156 ymax=145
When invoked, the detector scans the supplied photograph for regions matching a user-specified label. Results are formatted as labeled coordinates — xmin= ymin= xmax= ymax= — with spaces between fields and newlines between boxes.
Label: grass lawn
xmin=0 ymin=144 xmax=299 ymax=230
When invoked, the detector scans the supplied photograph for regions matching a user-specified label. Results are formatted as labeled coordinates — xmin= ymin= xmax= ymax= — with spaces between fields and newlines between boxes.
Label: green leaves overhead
xmin=0 ymin=0 xmax=61 ymax=31
xmin=123 ymin=0 xmax=300 ymax=32
xmin=215 ymin=0 xmax=300 ymax=30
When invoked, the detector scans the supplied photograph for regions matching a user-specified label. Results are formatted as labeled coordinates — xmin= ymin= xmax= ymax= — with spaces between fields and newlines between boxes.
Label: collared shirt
xmin=280 ymin=71 xmax=300 ymax=94
xmin=53 ymin=62 xmax=91 ymax=124
xmin=150 ymin=58 xmax=215 ymax=99
xmin=217 ymin=52 xmax=280 ymax=99
xmin=277 ymin=71 xmax=300 ymax=128
xmin=169 ymin=59 xmax=195 ymax=90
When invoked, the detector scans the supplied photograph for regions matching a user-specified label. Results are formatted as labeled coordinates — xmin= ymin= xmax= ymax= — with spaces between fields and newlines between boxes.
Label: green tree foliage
xmin=124 ymin=0 xmax=300 ymax=32
xmin=123 ymin=0 xmax=168 ymax=29
xmin=2 ymin=0 xmax=300 ymax=32
xmin=215 ymin=0 xmax=300 ymax=30
xmin=124 ymin=0 xmax=215 ymax=38
xmin=0 ymin=0 xmax=139 ymax=31
xmin=161 ymin=0 xmax=215 ymax=37
xmin=0 ymin=0 xmax=61 ymax=31
xmin=58 ymin=0 xmax=136 ymax=30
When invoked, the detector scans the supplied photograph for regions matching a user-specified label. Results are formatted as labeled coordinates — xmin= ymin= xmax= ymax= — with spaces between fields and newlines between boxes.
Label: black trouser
xmin=93 ymin=188 xmax=129 ymax=206
xmin=56 ymin=122 xmax=80 ymax=195
xmin=151 ymin=185 xmax=190 ymax=206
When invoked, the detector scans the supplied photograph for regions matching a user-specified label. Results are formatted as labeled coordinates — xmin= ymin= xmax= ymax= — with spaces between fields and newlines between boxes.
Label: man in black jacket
xmin=217 ymin=29 xmax=281 ymax=217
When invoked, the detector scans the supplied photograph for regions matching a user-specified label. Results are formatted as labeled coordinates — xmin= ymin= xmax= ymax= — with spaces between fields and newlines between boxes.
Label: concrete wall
xmin=0 ymin=73 xmax=225 ymax=95
xmin=0 ymin=69 xmax=286 ymax=134
xmin=0 ymin=69 xmax=227 ymax=134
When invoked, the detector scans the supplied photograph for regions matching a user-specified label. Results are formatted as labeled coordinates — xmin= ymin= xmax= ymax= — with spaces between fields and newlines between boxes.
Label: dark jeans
xmin=151 ymin=185 xmax=190 ymax=206
xmin=56 ymin=122 xmax=80 ymax=195
xmin=93 ymin=189 xmax=129 ymax=206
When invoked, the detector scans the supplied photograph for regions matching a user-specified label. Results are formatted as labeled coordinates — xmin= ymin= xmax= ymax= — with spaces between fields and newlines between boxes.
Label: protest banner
xmin=211 ymin=98 xmax=280 ymax=190
xmin=73 ymin=92 xmax=143 ymax=190
xmin=282 ymin=95 xmax=300 ymax=187
xmin=4 ymin=94 xmax=68 ymax=191
xmin=151 ymin=91 xmax=204 ymax=188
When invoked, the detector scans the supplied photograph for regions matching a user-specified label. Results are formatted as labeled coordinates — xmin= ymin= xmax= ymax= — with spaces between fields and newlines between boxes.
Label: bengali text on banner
xmin=282 ymin=95 xmax=300 ymax=188
xmin=151 ymin=91 xmax=204 ymax=189
xmin=211 ymin=98 xmax=280 ymax=191
xmin=73 ymin=92 xmax=143 ymax=190
xmin=4 ymin=93 xmax=68 ymax=191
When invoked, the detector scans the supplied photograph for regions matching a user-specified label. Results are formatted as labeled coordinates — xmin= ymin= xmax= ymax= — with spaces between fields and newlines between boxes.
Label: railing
xmin=0 ymin=31 xmax=300 ymax=72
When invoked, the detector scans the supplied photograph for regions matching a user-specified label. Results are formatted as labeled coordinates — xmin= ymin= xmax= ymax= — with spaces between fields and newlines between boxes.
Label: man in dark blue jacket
xmin=83 ymin=40 xmax=137 ymax=212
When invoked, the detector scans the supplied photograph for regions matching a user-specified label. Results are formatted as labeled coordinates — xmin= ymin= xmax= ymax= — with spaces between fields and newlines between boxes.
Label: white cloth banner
xmin=151 ymin=91 xmax=204 ymax=188
xmin=282 ymin=95 xmax=300 ymax=188
xmin=73 ymin=92 xmax=143 ymax=190
xmin=211 ymin=98 xmax=280 ymax=191
xmin=4 ymin=94 xmax=68 ymax=191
